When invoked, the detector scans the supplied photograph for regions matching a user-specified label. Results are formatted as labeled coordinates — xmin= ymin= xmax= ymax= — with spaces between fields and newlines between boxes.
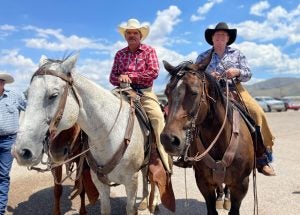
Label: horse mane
xmin=167 ymin=60 xmax=194 ymax=79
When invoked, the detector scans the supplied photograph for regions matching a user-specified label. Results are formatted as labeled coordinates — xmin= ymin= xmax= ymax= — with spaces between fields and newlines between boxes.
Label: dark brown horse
xmin=160 ymin=59 xmax=255 ymax=215
xmin=50 ymin=124 xmax=99 ymax=215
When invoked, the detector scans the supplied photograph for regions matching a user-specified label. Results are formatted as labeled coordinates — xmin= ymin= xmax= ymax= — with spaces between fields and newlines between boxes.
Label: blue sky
xmin=1 ymin=0 xmax=300 ymax=93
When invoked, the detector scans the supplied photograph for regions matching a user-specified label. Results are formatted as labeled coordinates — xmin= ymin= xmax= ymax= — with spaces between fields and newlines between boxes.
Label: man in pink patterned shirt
xmin=109 ymin=18 xmax=171 ymax=173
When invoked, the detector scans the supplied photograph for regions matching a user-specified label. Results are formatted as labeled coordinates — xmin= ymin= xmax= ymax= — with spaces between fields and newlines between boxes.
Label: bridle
xmin=28 ymin=66 xmax=81 ymax=172
xmin=168 ymin=67 xmax=230 ymax=163
xmin=28 ymin=66 xmax=133 ymax=186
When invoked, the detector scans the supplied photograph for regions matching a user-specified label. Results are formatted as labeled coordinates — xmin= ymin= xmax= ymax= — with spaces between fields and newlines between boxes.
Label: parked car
xmin=281 ymin=96 xmax=300 ymax=111
xmin=254 ymin=96 xmax=286 ymax=112
xmin=255 ymin=99 xmax=269 ymax=112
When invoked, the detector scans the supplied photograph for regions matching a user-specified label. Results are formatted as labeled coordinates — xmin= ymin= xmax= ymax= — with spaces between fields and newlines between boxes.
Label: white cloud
xmin=250 ymin=1 xmax=270 ymax=16
xmin=190 ymin=0 xmax=224 ymax=22
xmin=146 ymin=5 xmax=182 ymax=46
xmin=266 ymin=6 xmax=288 ymax=22
xmin=236 ymin=41 xmax=300 ymax=75
xmin=22 ymin=25 xmax=112 ymax=52
xmin=0 ymin=49 xmax=37 ymax=92
xmin=76 ymin=58 xmax=113 ymax=88
xmin=235 ymin=4 xmax=300 ymax=45
xmin=0 ymin=24 xmax=16 ymax=31
xmin=190 ymin=15 xmax=203 ymax=22
xmin=0 ymin=24 xmax=17 ymax=39
xmin=234 ymin=21 xmax=284 ymax=41
xmin=0 ymin=49 xmax=35 ymax=69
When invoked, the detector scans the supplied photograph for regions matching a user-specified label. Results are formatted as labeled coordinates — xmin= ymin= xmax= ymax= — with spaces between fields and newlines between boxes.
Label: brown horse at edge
xmin=50 ymin=124 xmax=99 ymax=215
xmin=160 ymin=57 xmax=265 ymax=215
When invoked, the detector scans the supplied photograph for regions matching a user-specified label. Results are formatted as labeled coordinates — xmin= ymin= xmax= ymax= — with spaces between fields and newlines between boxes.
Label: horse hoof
xmin=223 ymin=198 xmax=231 ymax=210
xmin=216 ymin=198 xmax=224 ymax=209
xmin=137 ymin=201 xmax=148 ymax=211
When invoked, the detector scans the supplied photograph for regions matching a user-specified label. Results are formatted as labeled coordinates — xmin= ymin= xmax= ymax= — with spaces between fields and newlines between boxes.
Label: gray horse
xmin=12 ymin=54 xmax=160 ymax=215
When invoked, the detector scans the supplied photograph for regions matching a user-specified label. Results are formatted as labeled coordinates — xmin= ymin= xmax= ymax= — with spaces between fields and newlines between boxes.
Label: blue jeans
xmin=0 ymin=134 xmax=16 ymax=215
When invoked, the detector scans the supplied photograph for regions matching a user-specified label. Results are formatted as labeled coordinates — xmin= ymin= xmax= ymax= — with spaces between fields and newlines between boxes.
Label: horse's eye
xmin=49 ymin=93 xmax=58 ymax=100
xmin=191 ymin=91 xmax=198 ymax=96
xmin=190 ymin=87 xmax=198 ymax=96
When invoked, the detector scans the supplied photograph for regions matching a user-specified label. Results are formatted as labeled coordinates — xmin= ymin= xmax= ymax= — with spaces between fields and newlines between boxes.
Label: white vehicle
xmin=255 ymin=99 xmax=269 ymax=112
xmin=254 ymin=96 xmax=286 ymax=112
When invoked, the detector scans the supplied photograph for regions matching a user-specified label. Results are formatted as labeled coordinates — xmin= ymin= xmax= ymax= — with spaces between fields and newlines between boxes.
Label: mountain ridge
xmin=245 ymin=77 xmax=300 ymax=98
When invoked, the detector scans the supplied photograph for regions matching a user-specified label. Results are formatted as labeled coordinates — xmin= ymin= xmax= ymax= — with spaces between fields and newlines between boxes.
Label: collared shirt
xmin=195 ymin=46 xmax=252 ymax=82
xmin=0 ymin=89 xmax=26 ymax=136
xmin=110 ymin=43 xmax=159 ymax=88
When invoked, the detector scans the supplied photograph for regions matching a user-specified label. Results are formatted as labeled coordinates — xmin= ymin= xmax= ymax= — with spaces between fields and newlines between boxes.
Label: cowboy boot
xmin=256 ymin=149 xmax=276 ymax=176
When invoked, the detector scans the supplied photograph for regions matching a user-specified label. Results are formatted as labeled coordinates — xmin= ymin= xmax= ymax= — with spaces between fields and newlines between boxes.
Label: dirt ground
xmin=6 ymin=111 xmax=300 ymax=215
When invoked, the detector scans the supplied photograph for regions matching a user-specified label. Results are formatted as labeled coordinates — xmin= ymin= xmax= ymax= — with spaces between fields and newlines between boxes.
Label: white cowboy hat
xmin=0 ymin=72 xmax=14 ymax=84
xmin=118 ymin=18 xmax=149 ymax=41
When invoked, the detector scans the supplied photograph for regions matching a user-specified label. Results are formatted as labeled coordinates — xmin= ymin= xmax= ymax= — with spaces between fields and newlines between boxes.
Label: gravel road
xmin=6 ymin=111 xmax=300 ymax=215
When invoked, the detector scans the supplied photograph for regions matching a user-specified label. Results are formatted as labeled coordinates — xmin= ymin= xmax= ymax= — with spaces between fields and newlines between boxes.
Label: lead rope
xmin=186 ymin=77 xmax=230 ymax=162
xmin=184 ymin=168 xmax=189 ymax=208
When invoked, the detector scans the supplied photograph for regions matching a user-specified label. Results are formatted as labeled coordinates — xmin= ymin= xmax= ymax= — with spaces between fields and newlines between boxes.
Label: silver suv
xmin=254 ymin=96 xmax=286 ymax=112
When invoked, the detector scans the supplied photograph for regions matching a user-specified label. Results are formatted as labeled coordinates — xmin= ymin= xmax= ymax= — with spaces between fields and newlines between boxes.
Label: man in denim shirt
xmin=196 ymin=22 xmax=275 ymax=176
xmin=0 ymin=73 xmax=26 ymax=215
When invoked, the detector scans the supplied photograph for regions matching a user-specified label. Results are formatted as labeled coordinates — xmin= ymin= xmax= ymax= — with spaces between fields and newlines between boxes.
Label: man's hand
xmin=118 ymin=74 xmax=132 ymax=83
xmin=211 ymin=71 xmax=221 ymax=80
xmin=225 ymin=68 xmax=240 ymax=79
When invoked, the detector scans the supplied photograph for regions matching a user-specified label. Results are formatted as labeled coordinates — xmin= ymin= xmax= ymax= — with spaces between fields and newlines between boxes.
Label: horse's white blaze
xmin=176 ymin=79 xmax=183 ymax=89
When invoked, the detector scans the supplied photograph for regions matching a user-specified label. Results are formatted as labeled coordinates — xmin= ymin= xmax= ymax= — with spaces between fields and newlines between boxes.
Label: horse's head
xmin=160 ymin=56 xmax=219 ymax=156
xmin=13 ymin=54 xmax=81 ymax=167
xmin=49 ymin=124 xmax=81 ymax=163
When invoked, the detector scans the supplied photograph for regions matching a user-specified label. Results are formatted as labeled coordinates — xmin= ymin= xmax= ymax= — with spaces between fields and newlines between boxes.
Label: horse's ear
xmin=163 ymin=60 xmax=174 ymax=74
xmin=200 ymin=51 xmax=212 ymax=67
xmin=190 ymin=64 xmax=199 ymax=71
xmin=196 ymin=63 xmax=207 ymax=71
xmin=62 ymin=53 xmax=79 ymax=74
xmin=196 ymin=51 xmax=212 ymax=71
xmin=39 ymin=55 xmax=48 ymax=67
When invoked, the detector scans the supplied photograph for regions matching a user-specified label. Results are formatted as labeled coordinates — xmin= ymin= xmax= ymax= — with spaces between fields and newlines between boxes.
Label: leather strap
xmin=49 ymin=84 xmax=69 ymax=140
xmin=31 ymin=67 xmax=81 ymax=140
xmin=84 ymin=103 xmax=135 ymax=185
xmin=195 ymin=108 xmax=240 ymax=185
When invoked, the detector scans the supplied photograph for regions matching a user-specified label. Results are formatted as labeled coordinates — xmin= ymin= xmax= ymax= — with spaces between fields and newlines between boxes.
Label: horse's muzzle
xmin=160 ymin=132 xmax=182 ymax=156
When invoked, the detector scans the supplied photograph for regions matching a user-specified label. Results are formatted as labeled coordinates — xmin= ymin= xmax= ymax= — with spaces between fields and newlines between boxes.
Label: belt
xmin=131 ymin=84 xmax=151 ymax=90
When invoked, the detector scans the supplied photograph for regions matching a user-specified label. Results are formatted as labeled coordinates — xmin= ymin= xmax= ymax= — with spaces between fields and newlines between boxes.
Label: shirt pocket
xmin=135 ymin=58 xmax=146 ymax=71
xmin=5 ymin=102 xmax=17 ymax=113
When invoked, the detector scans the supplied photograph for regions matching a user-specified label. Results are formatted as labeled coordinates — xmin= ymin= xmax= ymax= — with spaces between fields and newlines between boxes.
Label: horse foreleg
xmin=124 ymin=172 xmax=139 ymax=215
xmin=223 ymin=185 xmax=231 ymax=210
xmin=216 ymin=185 xmax=224 ymax=209
xmin=138 ymin=167 xmax=149 ymax=211
xmin=148 ymin=178 xmax=159 ymax=214
xmin=201 ymin=186 xmax=218 ymax=215
xmin=90 ymin=171 xmax=111 ymax=215
xmin=228 ymin=177 xmax=249 ymax=215
xmin=51 ymin=167 xmax=63 ymax=215
xmin=79 ymin=187 xmax=87 ymax=215
xmin=195 ymin=171 xmax=218 ymax=215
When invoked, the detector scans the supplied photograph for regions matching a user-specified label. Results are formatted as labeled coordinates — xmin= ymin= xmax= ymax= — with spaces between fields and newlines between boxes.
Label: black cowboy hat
xmin=205 ymin=22 xmax=237 ymax=46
